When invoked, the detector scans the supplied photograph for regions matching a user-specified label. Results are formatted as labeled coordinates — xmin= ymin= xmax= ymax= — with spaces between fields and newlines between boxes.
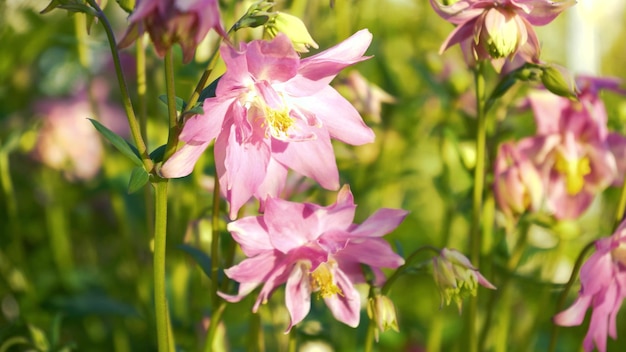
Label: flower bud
xmin=265 ymin=12 xmax=318 ymax=53
xmin=541 ymin=65 xmax=578 ymax=99
xmin=367 ymin=294 xmax=399 ymax=342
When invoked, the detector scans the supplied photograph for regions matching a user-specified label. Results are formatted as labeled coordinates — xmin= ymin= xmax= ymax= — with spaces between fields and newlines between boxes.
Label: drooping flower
xmin=553 ymin=221 xmax=626 ymax=352
xmin=432 ymin=248 xmax=496 ymax=312
xmin=494 ymin=141 xmax=544 ymax=219
xmin=518 ymin=76 xmax=626 ymax=219
xmin=430 ymin=0 xmax=575 ymax=71
xmin=218 ymin=185 xmax=407 ymax=331
xmin=118 ymin=0 xmax=227 ymax=63
xmin=161 ymin=30 xmax=375 ymax=219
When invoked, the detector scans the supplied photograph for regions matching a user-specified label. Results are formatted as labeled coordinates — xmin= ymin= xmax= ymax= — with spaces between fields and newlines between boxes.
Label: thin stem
xmin=467 ymin=61 xmax=487 ymax=352
xmin=86 ymin=0 xmax=152 ymax=172
xmin=364 ymin=319 xmax=376 ymax=352
xmin=185 ymin=46 xmax=222 ymax=111
xmin=153 ymin=179 xmax=171 ymax=352
xmin=382 ymin=245 xmax=440 ymax=295
xmin=163 ymin=50 xmax=179 ymax=161
xmin=203 ymin=302 xmax=226 ymax=352
xmin=287 ymin=328 xmax=297 ymax=352
xmin=614 ymin=171 xmax=626 ymax=229
xmin=547 ymin=240 xmax=595 ymax=352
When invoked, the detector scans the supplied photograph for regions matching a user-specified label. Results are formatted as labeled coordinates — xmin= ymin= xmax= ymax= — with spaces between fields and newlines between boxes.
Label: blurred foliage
xmin=1 ymin=0 xmax=626 ymax=351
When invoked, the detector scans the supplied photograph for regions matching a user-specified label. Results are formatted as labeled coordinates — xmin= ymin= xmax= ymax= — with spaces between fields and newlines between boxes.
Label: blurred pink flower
xmin=518 ymin=76 xmax=626 ymax=219
xmin=553 ymin=221 xmax=626 ymax=352
xmin=337 ymin=70 xmax=396 ymax=123
xmin=432 ymin=248 xmax=496 ymax=312
xmin=118 ymin=0 xmax=226 ymax=63
xmin=218 ymin=185 xmax=407 ymax=331
xmin=161 ymin=30 xmax=375 ymax=219
xmin=32 ymin=80 xmax=127 ymax=181
xmin=430 ymin=0 xmax=574 ymax=71
xmin=494 ymin=141 xmax=544 ymax=219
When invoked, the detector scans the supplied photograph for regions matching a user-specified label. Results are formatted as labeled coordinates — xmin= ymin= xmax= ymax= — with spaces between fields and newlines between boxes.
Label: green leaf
xmin=187 ymin=104 xmax=204 ymax=115
xmin=150 ymin=145 xmax=167 ymax=163
xmin=127 ymin=167 xmax=149 ymax=194
xmin=28 ymin=325 xmax=50 ymax=352
xmin=178 ymin=244 xmax=212 ymax=280
xmin=158 ymin=95 xmax=185 ymax=112
xmin=198 ymin=76 xmax=221 ymax=102
xmin=88 ymin=119 xmax=143 ymax=167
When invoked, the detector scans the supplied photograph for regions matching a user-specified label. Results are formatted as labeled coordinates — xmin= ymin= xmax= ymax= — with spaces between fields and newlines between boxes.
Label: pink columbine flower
xmin=161 ymin=30 xmax=375 ymax=219
xmin=553 ymin=221 xmax=626 ymax=352
xmin=517 ymin=76 xmax=626 ymax=219
xmin=430 ymin=0 xmax=574 ymax=71
xmin=218 ymin=185 xmax=407 ymax=331
xmin=118 ymin=0 xmax=227 ymax=63
xmin=494 ymin=141 xmax=544 ymax=219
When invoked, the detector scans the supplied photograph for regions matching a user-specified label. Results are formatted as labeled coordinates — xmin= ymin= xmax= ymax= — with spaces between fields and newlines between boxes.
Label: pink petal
xmin=285 ymin=263 xmax=312 ymax=332
xmin=180 ymin=97 xmax=232 ymax=143
xmin=246 ymin=34 xmax=300 ymax=82
xmin=264 ymin=198 xmax=321 ymax=252
xmin=338 ymin=239 xmax=405 ymax=269
xmin=227 ymin=216 xmax=274 ymax=257
xmin=553 ymin=294 xmax=592 ymax=326
xmin=254 ymin=158 xmax=289 ymax=211
xmin=288 ymin=86 xmax=375 ymax=145
xmin=218 ymin=125 xmax=271 ymax=219
xmin=349 ymin=208 xmax=409 ymax=238
xmin=298 ymin=29 xmax=373 ymax=82
xmin=271 ymin=130 xmax=340 ymax=190
xmin=159 ymin=140 xmax=210 ymax=178
xmin=429 ymin=0 xmax=487 ymax=24
xmin=324 ymin=268 xmax=361 ymax=327
xmin=515 ymin=0 xmax=576 ymax=26
xmin=439 ymin=19 xmax=476 ymax=54
xmin=608 ymin=132 xmax=626 ymax=186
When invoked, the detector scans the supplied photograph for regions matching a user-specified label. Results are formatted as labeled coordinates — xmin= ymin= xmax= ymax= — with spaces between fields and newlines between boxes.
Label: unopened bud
xmin=266 ymin=12 xmax=318 ymax=53
xmin=541 ymin=65 xmax=577 ymax=99
xmin=367 ymin=295 xmax=399 ymax=342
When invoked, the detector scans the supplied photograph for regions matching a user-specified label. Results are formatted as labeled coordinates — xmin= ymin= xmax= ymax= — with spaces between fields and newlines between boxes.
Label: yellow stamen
xmin=310 ymin=262 xmax=343 ymax=299
xmin=264 ymin=106 xmax=294 ymax=138
xmin=554 ymin=153 xmax=591 ymax=195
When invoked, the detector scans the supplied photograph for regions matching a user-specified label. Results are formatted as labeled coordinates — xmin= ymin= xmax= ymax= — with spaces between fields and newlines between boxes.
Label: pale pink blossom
xmin=218 ymin=185 xmax=407 ymax=331
xmin=519 ymin=76 xmax=626 ymax=219
xmin=118 ymin=0 xmax=226 ymax=63
xmin=430 ymin=0 xmax=574 ymax=71
xmin=554 ymin=221 xmax=626 ymax=352
xmin=161 ymin=30 xmax=375 ymax=219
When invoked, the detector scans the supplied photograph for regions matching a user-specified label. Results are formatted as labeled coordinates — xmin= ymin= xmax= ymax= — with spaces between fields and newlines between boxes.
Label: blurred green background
xmin=2 ymin=0 xmax=626 ymax=351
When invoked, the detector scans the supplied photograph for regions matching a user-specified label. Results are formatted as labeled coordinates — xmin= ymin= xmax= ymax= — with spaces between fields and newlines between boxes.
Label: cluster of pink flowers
xmin=494 ymin=76 xmax=626 ymax=221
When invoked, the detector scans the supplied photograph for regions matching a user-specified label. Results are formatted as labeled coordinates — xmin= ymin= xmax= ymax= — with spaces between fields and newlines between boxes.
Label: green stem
xmin=467 ymin=61 xmax=487 ymax=352
xmin=614 ymin=169 xmax=626 ymax=229
xmin=288 ymin=328 xmax=297 ymax=352
xmin=381 ymin=245 xmax=440 ymax=295
xmin=364 ymin=319 xmax=376 ymax=352
xmin=136 ymin=36 xmax=154 ymax=238
xmin=86 ymin=0 xmax=152 ymax=172
xmin=203 ymin=302 xmax=226 ymax=352
xmin=153 ymin=180 xmax=172 ymax=352
xmin=163 ymin=50 xmax=179 ymax=161
xmin=547 ymin=240 xmax=595 ymax=352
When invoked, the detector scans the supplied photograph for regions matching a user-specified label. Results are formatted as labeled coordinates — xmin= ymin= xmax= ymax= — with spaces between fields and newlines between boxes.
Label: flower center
xmin=484 ymin=8 xmax=519 ymax=58
xmin=263 ymin=105 xmax=295 ymax=139
xmin=310 ymin=262 xmax=343 ymax=299
xmin=554 ymin=153 xmax=591 ymax=195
